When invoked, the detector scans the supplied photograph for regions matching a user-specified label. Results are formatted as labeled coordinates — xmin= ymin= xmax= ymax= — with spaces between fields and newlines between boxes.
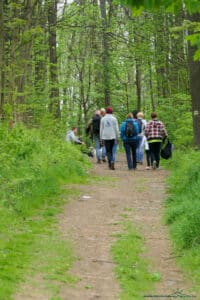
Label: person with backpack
xmin=120 ymin=113 xmax=139 ymax=170
xmin=100 ymin=106 xmax=119 ymax=170
xmin=136 ymin=111 xmax=147 ymax=164
xmin=145 ymin=112 xmax=168 ymax=169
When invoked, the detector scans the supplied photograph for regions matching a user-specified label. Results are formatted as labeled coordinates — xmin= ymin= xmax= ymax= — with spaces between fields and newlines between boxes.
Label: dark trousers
xmin=145 ymin=149 xmax=151 ymax=167
xmin=149 ymin=142 xmax=162 ymax=168
xmin=104 ymin=139 xmax=115 ymax=166
xmin=123 ymin=140 xmax=137 ymax=169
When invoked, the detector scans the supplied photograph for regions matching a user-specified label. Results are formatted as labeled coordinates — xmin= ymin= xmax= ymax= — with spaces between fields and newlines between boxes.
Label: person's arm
xmin=161 ymin=122 xmax=168 ymax=138
xmin=115 ymin=119 xmax=120 ymax=140
xmin=70 ymin=131 xmax=83 ymax=144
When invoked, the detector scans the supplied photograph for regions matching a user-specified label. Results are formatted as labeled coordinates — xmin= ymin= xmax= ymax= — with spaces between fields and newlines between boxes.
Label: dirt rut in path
xmin=15 ymin=154 xmax=196 ymax=299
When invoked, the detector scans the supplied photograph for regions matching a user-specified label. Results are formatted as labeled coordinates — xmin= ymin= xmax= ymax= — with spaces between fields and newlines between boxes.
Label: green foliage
xmin=164 ymin=150 xmax=200 ymax=295
xmin=112 ymin=221 xmax=157 ymax=299
xmin=120 ymin=0 xmax=200 ymax=14
xmin=165 ymin=150 xmax=200 ymax=249
xmin=0 ymin=122 xmax=90 ymax=299
xmin=153 ymin=94 xmax=193 ymax=149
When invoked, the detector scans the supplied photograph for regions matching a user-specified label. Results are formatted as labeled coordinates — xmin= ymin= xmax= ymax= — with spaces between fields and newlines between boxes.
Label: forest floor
xmin=15 ymin=153 xmax=196 ymax=300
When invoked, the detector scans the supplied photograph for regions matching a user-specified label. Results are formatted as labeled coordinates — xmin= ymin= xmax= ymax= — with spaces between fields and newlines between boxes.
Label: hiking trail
xmin=15 ymin=154 xmax=196 ymax=300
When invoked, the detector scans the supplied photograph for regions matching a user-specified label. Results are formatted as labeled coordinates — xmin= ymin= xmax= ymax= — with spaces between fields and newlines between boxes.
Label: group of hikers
xmin=67 ymin=107 xmax=168 ymax=171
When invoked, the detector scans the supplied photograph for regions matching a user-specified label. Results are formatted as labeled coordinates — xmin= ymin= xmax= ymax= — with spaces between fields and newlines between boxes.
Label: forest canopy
xmin=0 ymin=0 xmax=200 ymax=146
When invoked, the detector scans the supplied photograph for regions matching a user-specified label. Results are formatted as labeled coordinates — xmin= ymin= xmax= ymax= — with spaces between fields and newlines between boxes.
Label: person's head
xmin=151 ymin=112 xmax=157 ymax=119
xmin=126 ymin=112 xmax=133 ymax=119
xmin=72 ymin=127 xmax=78 ymax=134
xmin=100 ymin=108 xmax=106 ymax=116
xmin=132 ymin=110 xmax=138 ymax=119
xmin=106 ymin=106 xmax=113 ymax=114
xmin=94 ymin=109 xmax=101 ymax=115
xmin=137 ymin=112 xmax=144 ymax=119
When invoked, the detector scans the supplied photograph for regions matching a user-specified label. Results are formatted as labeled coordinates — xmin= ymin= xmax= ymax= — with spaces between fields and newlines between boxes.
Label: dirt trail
xmin=15 ymin=154 xmax=196 ymax=300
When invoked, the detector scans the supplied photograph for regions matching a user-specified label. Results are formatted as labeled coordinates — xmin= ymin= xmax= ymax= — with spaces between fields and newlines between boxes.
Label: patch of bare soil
xmin=15 ymin=154 xmax=196 ymax=300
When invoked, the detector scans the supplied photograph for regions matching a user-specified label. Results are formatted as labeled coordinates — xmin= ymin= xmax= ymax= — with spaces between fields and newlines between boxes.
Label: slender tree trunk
xmin=100 ymin=0 xmax=110 ymax=107
xmin=0 ymin=0 xmax=5 ymax=117
xmin=135 ymin=60 xmax=141 ymax=111
xmin=188 ymin=13 xmax=200 ymax=149
xmin=148 ymin=61 xmax=155 ymax=111
xmin=48 ymin=0 xmax=60 ymax=118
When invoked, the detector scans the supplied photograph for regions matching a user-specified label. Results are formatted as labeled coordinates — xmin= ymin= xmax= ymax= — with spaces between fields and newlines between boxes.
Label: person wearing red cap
xmin=100 ymin=107 xmax=119 ymax=170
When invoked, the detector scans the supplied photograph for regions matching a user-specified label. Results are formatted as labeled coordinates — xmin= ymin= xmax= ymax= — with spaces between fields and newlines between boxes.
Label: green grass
xmin=164 ymin=150 xmax=200 ymax=297
xmin=0 ymin=123 xmax=91 ymax=299
xmin=111 ymin=221 xmax=159 ymax=300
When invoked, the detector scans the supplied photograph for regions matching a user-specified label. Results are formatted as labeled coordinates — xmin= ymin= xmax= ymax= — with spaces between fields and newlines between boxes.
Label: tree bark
xmin=188 ymin=13 xmax=200 ymax=149
xmin=100 ymin=0 xmax=111 ymax=107
xmin=48 ymin=0 xmax=60 ymax=118
xmin=135 ymin=60 xmax=141 ymax=111
xmin=0 ymin=0 xmax=5 ymax=117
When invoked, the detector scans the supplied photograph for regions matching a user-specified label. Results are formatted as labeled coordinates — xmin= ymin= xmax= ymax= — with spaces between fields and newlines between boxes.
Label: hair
xmin=93 ymin=109 xmax=100 ymax=115
xmin=151 ymin=112 xmax=157 ymax=119
xmin=106 ymin=106 xmax=113 ymax=114
xmin=127 ymin=112 xmax=133 ymax=119
xmin=137 ymin=111 xmax=144 ymax=118
xmin=132 ymin=110 xmax=138 ymax=118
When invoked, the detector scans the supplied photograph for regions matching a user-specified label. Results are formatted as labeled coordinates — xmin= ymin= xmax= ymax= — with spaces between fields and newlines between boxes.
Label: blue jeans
xmin=93 ymin=134 xmax=101 ymax=161
xmin=112 ymin=140 xmax=118 ymax=162
xmin=123 ymin=140 xmax=137 ymax=169
xmin=102 ymin=145 xmax=106 ymax=158
xmin=136 ymin=135 xmax=144 ymax=162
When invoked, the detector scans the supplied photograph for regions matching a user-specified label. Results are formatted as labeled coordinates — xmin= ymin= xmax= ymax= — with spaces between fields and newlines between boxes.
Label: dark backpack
xmin=125 ymin=120 xmax=135 ymax=137
xmin=92 ymin=114 xmax=101 ymax=135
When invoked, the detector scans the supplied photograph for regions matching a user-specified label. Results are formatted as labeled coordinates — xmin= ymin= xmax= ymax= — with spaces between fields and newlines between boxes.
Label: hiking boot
xmin=102 ymin=157 xmax=107 ymax=163
xmin=110 ymin=162 xmax=115 ymax=170
xmin=97 ymin=159 xmax=101 ymax=164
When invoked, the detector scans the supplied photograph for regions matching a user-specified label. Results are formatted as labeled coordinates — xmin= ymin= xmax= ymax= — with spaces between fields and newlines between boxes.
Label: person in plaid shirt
xmin=145 ymin=112 xmax=167 ymax=169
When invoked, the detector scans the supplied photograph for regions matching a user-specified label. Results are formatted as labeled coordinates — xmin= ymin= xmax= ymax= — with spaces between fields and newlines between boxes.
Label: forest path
xmin=15 ymin=153 xmax=195 ymax=300
xmin=59 ymin=154 xmax=195 ymax=300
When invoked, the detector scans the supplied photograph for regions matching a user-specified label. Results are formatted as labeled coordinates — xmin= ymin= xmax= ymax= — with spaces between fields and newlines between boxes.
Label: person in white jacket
xmin=100 ymin=107 xmax=119 ymax=170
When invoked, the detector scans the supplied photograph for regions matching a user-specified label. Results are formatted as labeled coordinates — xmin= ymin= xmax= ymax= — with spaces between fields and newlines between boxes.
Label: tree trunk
xmin=100 ymin=0 xmax=111 ymax=107
xmin=148 ymin=61 xmax=155 ymax=111
xmin=188 ymin=13 xmax=200 ymax=149
xmin=0 ymin=0 xmax=5 ymax=118
xmin=48 ymin=0 xmax=60 ymax=118
xmin=135 ymin=60 xmax=141 ymax=111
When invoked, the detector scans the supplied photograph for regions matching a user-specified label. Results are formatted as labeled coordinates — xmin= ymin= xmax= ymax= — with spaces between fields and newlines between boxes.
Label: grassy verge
xmin=111 ymin=220 xmax=159 ymax=300
xmin=0 ymin=123 xmax=91 ymax=299
xmin=164 ymin=150 xmax=200 ymax=296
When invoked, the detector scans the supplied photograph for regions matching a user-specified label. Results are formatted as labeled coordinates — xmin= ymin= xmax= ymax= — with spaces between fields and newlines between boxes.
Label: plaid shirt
xmin=145 ymin=120 xmax=167 ymax=141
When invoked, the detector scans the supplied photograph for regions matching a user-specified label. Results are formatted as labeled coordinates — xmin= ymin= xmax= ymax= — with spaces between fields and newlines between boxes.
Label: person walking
xmin=136 ymin=111 xmax=147 ymax=164
xmin=92 ymin=109 xmax=103 ymax=164
xmin=145 ymin=112 xmax=167 ymax=169
xmin=100 ymin=108 xmax=107 ymax=162
xmin=120 ymin=113 xmax=139 ymax=170
xmin=100 ymin=106 xmax=119 ymax=170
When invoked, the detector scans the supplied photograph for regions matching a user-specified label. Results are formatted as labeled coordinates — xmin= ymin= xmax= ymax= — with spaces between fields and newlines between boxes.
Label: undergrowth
xmin=0 ymin=122 xmax=91 ymax=299
xmin=164 ymin=150 xmax=200 ymax=295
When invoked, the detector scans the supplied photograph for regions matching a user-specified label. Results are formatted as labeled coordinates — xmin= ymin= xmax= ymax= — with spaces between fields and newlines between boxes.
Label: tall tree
xmin=48 ymin=0 xmax=60 ymax=118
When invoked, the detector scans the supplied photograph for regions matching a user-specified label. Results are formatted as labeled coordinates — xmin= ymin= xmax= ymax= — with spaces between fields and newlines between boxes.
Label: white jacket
xmin=100 ymin=114 xmax=119 ymax=140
